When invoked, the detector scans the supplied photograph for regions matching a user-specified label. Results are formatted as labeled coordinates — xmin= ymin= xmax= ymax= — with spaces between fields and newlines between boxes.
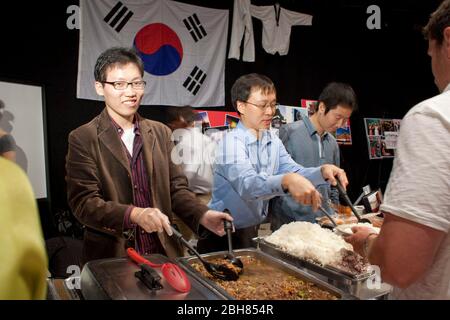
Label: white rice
xmin=265 ymin=221 xmax=353 ymax=266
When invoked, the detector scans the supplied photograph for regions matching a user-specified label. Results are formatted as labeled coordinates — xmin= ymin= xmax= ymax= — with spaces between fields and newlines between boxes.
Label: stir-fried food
xmin=336 ymin=249 xmax=369 ymax=275
xmin=191 ymin=256 xmax=338 ymax=300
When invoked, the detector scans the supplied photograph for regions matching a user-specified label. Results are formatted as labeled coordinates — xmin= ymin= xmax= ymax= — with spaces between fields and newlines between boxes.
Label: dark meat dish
xmin=191 ymin=256 xmax=338 ymax=300
xmin=336 ymin=249 xmax=369 ymax=275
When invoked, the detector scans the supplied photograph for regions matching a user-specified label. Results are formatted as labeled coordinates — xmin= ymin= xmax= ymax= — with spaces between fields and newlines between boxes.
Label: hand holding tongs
xmin=171 ymin=226 xmax=240 ymax=281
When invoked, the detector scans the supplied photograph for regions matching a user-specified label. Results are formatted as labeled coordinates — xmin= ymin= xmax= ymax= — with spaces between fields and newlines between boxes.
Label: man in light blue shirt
xmin=197 ymin=74 xmax=348 ymax=253
xmin=271 ymin=82 xmax=357 ymax=229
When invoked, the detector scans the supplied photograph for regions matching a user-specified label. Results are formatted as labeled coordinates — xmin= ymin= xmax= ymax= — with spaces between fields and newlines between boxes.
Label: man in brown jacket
xmin=66 ymin=47 xmax=232 ymax=264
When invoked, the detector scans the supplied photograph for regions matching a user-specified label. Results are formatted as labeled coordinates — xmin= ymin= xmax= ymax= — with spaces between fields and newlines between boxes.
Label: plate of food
xmin=335 ymin=223 xmax=381 ymax=237
xmin=317 ymin=212 xmax=384 ymax=229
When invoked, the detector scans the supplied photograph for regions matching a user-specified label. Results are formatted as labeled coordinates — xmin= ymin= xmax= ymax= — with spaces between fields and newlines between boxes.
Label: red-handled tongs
xmin=127 ymin=248 xmax=191 ymax=293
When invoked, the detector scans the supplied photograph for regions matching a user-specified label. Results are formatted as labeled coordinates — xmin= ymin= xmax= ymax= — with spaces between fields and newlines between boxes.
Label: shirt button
xmin=141 ymin=230 xmax=145 ymax=234
xmin=134 ymin=185 xmax=138 ymax=189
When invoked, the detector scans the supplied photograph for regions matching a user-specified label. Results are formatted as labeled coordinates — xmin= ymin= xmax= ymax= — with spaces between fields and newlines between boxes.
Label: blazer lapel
xmin=140 ymin=118 xmax=156 ymax=192
xmin=97 ymin=109 xmax=131 ymax=175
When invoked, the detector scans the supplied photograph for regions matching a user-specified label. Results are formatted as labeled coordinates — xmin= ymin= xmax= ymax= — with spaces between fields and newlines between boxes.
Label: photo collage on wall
xmin=273 ymin=99 xmax=353 ymax=145
xmin=274 ymin=105 xmax=308 ymax=129
xmin=195 ymin=110 xmax=240 ymax=143
xmin=364 ymin=118 xmax=401 ymax=160
xmin=195 ymin=101 xmax=355 ymax=146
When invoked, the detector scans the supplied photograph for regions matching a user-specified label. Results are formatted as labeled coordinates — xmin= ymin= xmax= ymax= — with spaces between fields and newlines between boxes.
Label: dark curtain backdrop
xmin=0 ymin=0 xmax=441 ymax=238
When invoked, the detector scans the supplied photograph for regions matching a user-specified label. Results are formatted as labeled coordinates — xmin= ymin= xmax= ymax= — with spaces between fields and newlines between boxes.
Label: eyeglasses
xmin=244 ymin=100 xmax=279 ymax=111
xmin=102 ymin=80 xmax=146 ymax=90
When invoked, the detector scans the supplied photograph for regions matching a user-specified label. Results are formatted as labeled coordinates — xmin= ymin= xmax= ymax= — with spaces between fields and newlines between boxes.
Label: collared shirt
xmin=381 ymin=83 xmax=450 ymax=299
xmin=110 ymin=116 xmax=164 ymax=255
xmin=280 ymin=115 xmax=340 ymax=168
xmin=272 ymin=116 xmax=340 ymax=223
xmin=209 ymin=121 xmax=325 ymax=229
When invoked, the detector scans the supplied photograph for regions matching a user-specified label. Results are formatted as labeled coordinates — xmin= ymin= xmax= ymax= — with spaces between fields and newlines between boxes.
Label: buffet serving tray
xmin=176 ymin=248 xmax=354 ymax=300
xmin=253 ymin=237 xmax=374 ymax=283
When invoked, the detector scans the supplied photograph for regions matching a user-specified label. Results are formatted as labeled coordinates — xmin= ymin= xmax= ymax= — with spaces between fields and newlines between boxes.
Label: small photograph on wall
xmin=271 ymin=108 xmax=288 ymax=129
xmin=383 ymin=131 xmax=399 ymax=150
xmin=365 ymin=118 xmax=382 ymax=136
xmin=381 ymin=119 xmax=395 ymax=135
xmin=380 ymin=139 xmax=395 ymax=157
xmin=276 ymin=105 xmax=294 ymax=124
xmin=364 ymin=117 xmax=401 ymax=159
xmin=368 ymin=136 xmax=383 ymax=159
xmin=195 ymin=111 xmax=211 ymax=131
xmin=335 ymin=120 xmax=352 ymax=145
xmin=225 ymin=114 xmax=240 ymax=129
xmin=292 ymin=107 xmax=308 ymax=122
xmin=301 ymin=99 xmax=318 ymax=117
xmin=392 ymin=119 xmax=401 ymax=132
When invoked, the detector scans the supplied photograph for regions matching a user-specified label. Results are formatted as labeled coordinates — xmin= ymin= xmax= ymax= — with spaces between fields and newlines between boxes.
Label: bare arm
xmin=346 ymin=213 xmax=446 ymax=288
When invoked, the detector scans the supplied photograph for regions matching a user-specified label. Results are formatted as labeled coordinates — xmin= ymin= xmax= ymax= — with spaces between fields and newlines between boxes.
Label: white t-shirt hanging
xmin=121 ymin=127 xmax=135 ymax=157
xmin=227 ymin=0 xmax=313 ymax=61
xmin=251 ymin=3 xmax=312 ymax=56
xmin=228 ymin=0 xmax=255 ymax=61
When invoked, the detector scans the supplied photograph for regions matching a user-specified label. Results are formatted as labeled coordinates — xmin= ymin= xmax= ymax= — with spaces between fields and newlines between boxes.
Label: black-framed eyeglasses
xmin=102 ymin=80 xmax=146 ymax=90
xmin=244 ymin=100 xmax=279 ymax=111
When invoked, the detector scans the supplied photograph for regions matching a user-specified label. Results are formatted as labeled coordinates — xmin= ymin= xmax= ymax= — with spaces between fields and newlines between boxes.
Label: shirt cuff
xmin=123 ymin=205 xmax=136 ymax=230
xmin=266 ymin=174 xmax=287 ymax=196
xmin=304 ymin=167 xmax=326 ymax=186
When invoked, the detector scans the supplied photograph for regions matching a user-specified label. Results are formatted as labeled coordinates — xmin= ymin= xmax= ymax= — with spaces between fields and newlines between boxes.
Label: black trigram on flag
xmin=183 ymin=13 xmax=207 ymax=42
xmin=183 ymin=67 xmax=207 ymax=96
xmin=104 ymin=1 xmax=134 ymax=33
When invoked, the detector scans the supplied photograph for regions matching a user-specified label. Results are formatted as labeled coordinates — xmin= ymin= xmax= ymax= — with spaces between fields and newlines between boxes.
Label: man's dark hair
xmin=230 ymin=73 xmax=276 ymax=114
xmin=423 ymin=0 xmax=450 ymax=45
xmin=166 ymin=106 xmax=199 ymax=130
xmin=318 ymin=82 xmax=358 ymax=114
xmin=94 ymin=47 xmax=144 ymax=82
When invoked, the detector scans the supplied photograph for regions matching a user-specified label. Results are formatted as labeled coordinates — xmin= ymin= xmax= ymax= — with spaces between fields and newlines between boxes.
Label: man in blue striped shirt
xmin=197 ymin=74 xmax=349 ymax=253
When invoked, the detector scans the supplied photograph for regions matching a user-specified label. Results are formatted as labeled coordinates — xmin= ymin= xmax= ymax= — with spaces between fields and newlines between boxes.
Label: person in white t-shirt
xmin=167 ymin=106 xmax=215 ymax=204
xmin=167 ymin=106 xmax=216 ymax=242
xmin=345 ymin=0 xmax=450 ymax=299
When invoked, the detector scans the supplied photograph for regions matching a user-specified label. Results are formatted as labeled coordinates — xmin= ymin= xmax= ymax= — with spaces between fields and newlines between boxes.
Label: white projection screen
xmin=0 ymin=80 xmax=48 ymax=199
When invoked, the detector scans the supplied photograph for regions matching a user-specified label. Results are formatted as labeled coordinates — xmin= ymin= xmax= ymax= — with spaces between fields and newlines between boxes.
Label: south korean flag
xmin=77 ymin=0 xmax=228 ymax=107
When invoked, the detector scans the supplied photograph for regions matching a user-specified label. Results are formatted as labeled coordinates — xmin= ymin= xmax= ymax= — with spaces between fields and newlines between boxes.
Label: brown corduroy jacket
xmin=65 ymin=108 xmax=208 ymax=264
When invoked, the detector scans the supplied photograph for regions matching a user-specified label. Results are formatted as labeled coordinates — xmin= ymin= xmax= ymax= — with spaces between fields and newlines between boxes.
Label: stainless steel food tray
xmin=253 ymin=237 xmax=374 ymax=283
xmin=254 ymin=238 xmax=392 ymax=299
xmin=176 ymin=248 xmax=354 ymax=300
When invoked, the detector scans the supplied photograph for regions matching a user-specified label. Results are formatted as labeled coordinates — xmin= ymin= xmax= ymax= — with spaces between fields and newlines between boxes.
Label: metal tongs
xmin=223 ymin=219 xmax=244 ymax=272
xmin=171 ymin=226 xmax=239 ymax=281
xmin=335 ymin=180 xmax=371 ymax=224
xmin=318 ymin=205 xmax=338 ymax=227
